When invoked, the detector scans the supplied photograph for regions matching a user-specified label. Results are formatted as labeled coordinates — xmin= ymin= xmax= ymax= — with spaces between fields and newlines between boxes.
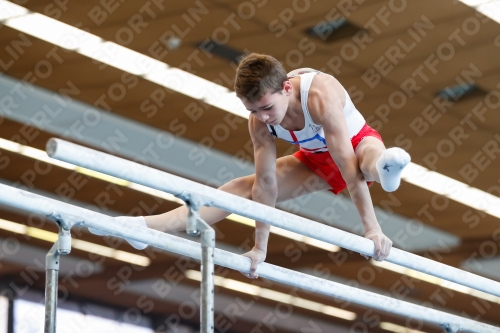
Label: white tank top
xmin=267 ymin=69 xmax=365 ymax=153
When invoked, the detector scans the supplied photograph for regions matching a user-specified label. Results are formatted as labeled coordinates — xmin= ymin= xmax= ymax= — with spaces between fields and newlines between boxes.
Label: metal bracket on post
xmin=177 ymin=191 xmax=214 ymax=236
xmin=44 ymin=217 xmax=73 ymax=333
xmin=46 ymin=211 xmax=81 ymax=231
xmin=177 ymin=191 xmax=215 ymax=333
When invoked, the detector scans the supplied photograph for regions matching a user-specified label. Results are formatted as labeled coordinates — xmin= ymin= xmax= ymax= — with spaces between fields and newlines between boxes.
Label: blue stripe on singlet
xmin=282 ymin=133 xmax=327 ymax=145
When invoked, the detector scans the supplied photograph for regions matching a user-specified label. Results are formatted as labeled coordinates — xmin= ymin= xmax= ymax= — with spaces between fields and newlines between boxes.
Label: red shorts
xmin=293 ymin=123 xmax=383 ymax=195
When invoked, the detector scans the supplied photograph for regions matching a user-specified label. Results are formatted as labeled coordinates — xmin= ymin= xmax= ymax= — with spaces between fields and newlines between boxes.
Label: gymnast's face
xmin=242 ymin=81 xmax=292 ymax=126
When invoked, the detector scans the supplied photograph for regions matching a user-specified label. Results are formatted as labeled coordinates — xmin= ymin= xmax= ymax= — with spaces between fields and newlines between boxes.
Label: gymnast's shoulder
xmin=307 ymin=73 xmax=347 ymax=122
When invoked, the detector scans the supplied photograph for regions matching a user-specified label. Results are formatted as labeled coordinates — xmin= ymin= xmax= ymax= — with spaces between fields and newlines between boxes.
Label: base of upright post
xmin=44 ymin=268 xmax=59 ymax=333
xmin=201 ymin=229 xmax=215 ymax=333
xmin=44 ymin=242 xmax=60 ymax=333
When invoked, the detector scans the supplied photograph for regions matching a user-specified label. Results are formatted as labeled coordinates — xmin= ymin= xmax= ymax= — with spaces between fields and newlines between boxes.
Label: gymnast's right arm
xmin=241 ymin=115 xmax=278 ymax=279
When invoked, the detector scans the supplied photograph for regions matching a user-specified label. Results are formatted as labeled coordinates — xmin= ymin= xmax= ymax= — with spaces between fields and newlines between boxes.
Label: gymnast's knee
xmin=223 ymin=175 xmax=254 ymax=200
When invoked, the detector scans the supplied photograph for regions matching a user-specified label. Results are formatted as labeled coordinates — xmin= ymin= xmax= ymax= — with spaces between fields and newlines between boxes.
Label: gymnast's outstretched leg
xmin=144 ymin=154 xmax=331 ymax=233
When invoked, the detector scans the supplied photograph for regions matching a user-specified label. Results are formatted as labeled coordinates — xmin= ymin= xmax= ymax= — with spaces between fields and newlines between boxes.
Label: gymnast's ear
xmin=282 ymin=80 xmax=293 ymax=95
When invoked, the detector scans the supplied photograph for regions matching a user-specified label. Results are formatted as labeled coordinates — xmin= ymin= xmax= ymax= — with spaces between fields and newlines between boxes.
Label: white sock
xmin=375 ymin=148 xmax=411 ymax=192
xmin=89 ymin=216 xmax=148 ymax=250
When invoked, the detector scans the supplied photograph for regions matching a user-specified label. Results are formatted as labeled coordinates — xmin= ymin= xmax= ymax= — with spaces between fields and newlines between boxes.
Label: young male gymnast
xmin=90 ymin=53 xmax=411 ymax=279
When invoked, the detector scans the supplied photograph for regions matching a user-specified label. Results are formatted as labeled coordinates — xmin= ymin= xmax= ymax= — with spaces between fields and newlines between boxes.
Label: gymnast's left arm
xmin=309 ymin=77 xmax=392 ymax=261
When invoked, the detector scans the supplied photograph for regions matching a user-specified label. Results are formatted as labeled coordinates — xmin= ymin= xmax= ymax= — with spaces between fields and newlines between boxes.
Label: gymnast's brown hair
xmin=234 ymin=53 xmax=288 ymax=103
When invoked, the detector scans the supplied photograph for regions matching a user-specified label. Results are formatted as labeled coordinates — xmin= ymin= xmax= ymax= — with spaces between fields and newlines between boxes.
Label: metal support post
xmin=45 ymin=242 xmax=59 ymax=333
xmin=44 ymin=225 xmax=71 ymax=333
xmin=200 ymin=225 xmax=215 ymax=333
xmin=178 ymin=191 xmax=215 ymax=333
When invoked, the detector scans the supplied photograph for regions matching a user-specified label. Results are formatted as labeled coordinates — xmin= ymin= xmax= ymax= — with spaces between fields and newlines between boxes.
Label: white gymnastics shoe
xmin=88 ymin=216 xmax=148 ymax=250
xmin=375 ymin=147 xmax=411 ymax=192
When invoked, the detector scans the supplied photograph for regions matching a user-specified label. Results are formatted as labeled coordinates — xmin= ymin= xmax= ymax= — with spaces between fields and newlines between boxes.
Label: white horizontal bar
xmin=0 ymin=184 xmax=497 ymax=332
xmin=46 ymin=138 xmax=500 ymax=300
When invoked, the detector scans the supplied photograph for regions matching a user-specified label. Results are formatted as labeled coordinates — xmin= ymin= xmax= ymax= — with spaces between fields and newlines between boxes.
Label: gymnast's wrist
xmin=364 ymin=226 xmax=382 ymax=235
